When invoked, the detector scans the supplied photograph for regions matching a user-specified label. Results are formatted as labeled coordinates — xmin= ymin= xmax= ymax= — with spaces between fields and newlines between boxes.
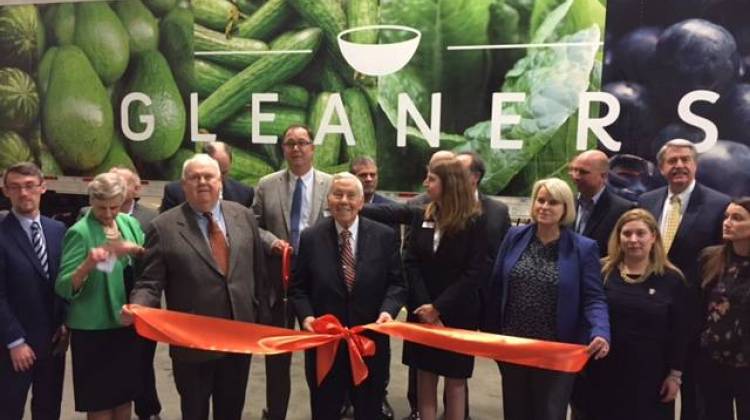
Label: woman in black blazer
xmin=361 ymin=157 xmax=488 ymax=420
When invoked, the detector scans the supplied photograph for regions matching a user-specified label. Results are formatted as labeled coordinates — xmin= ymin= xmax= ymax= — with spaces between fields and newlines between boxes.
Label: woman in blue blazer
xmin=485 ymin=177 xmax=610 ymax=420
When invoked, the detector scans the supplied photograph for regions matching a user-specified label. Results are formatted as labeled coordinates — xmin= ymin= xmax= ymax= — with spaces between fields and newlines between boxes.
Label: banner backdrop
xmin=0 ymin=0 xmax=748 ymax=198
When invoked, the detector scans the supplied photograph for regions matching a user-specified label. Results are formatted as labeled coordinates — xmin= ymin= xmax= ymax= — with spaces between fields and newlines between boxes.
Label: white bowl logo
xmin=337 ymin=25 xmax=421 ymax=77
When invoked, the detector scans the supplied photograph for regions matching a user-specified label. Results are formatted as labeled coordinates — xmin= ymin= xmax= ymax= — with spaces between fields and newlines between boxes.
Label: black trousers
xmin=134 ymin=338 xmax=161 ymax=418
xmin=172 ymin=353 xmax=251 ymax=420
xmin=305 ymin=336 xmax=388 ymax=420
xmin=264 ymin=299 xmax=295 ymax=420
xmin=680 ymin=344 xmax=706 ymax=420
xmin=499 ymin=362 xmax=576 ymax=420
xmin=0 ymin=350 xmax=65 ymax=420
xmin=699 ymin=355 xmax=750 ymax=420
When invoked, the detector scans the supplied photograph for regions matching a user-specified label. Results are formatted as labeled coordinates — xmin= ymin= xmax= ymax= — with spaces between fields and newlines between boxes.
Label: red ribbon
xmin=281 ymin=245 xmax=292 ymax=292
xmin=128 ymin=306 xmax=589 ymax=386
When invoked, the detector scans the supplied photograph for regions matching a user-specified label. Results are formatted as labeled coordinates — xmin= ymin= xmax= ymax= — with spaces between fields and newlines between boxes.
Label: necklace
xmin=619 ymin=264 xmax=646 ymax=283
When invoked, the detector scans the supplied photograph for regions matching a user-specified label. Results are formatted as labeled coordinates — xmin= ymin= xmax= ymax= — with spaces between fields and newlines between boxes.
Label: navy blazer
xmin=0 ymin=213 xmax=67 ymax=356
xmin=159 ymin=178 xmax=254 ymax=213
xmin=485 ymin=224 xmax=610 ymax=344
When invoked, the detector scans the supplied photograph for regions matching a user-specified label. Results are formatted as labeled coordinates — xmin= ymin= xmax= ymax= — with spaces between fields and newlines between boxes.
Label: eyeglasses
xmin=282 ymin=140 xmax=313 ymax=149
xmin=4 ymin=183 xmax=43 ymax=192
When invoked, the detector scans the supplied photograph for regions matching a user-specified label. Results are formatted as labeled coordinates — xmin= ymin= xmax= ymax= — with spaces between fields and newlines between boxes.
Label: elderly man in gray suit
xmin=122 ymin=154 xmax=267 ymax=420
xmin=253 ymin=124 xmax=332 ymax=420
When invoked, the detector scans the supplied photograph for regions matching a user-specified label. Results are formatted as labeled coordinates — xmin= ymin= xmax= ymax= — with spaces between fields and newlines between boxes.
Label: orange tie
xmin=205 ymin=212 xmax=229 ymax=275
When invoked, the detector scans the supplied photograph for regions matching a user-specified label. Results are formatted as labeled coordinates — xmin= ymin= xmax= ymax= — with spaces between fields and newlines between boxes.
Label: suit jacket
xmin=639 ymin=182 xmax=730 ymax=336
xmin=253 ymin=169 xmax=332 ymax=309
xmin=131 ymin=201 xmax=267 ymax=362
xmin=480 ymin=194 xmax=511 ymax=260
xmin=371 ymin=193 xmax=394 ymax=205
xmin=0 ymin=213 xmax=66 ymax=357
xmin=159 ymin=178 xmax=254 ymax=213
xmin=289 ymin=217 xmax=406 ymax=328
xmin=485 ymin=224 xmax=610 ymax=344
xmin=581 ymin=187 xmax=636 ymax=257
xmin=78 ymin=201 xmax=158 ymax=231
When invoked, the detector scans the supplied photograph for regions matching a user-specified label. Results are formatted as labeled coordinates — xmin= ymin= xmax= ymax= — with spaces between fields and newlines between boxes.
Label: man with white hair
xmin=289 ymin=172 xmax=406 ymax=420
xmin=124 ymin=154 xmax=267 ymax=420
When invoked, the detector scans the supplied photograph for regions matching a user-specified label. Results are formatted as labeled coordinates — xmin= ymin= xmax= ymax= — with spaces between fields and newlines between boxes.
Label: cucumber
xmin=198 ymin=27 xmax=322 ymax=130
xmin=343 ymin=87 xmax=376 ymax=160
xmin=191 ymin=0 xmax=240 ymax=34
xmin=286 ymin=0 xmax=345 ymax=49
xmin=308 ymin=91 xmax=341 ymax=168
xmin=229 ymin=147 xmax=276 ymax=185
xmin=218 ymin=105 xmax=307 ymax=140
xmin=194 ymin=24 xmax=268 ymax=70
xmin=320 ymin=57 xmax=345 ymax=91
xmin=234 ymin=0 xmax=259 ymax=16
xmin=345 ymin=0 xmax=378 ymax=44
xmin=234 ymin=0 xmax=292 ymax=41
xmin=193 ymin=59 xmax=310 ymax=107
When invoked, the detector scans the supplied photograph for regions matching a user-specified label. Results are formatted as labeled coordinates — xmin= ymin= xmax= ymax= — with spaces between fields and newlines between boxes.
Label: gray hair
xmin=181 ymin=153 xmax=221 ymax=180
xmin=656 ymin=139 xmax=697 ymax=165
xmin=530 ymin=177 xmax=577 ymax=227
xmin=88 ymin=172 xmax=127 ymax=202
xmin=329 ymin=172 xmax=364 ymax=197
xmin=350 ymin=155 xmax=376 ymax=172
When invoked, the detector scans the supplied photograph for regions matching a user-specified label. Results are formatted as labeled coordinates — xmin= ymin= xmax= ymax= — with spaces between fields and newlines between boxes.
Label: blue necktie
xmin=31 ymin=221 xmax=49 ymax=277
xmin=290 ymin=178 xmax=303 ymax=252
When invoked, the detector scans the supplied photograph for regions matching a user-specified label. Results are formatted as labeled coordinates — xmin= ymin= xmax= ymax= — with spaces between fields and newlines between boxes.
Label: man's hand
xmin=586 ymin=336 xmax=610 ymax=360
xmin=271 ymin=239 xmax=291 ymax=256
xmin=302 ymin=316 xmax=316 ymax=332
xmin=120 ymin=304 xmax=144 ymax=326
xmin=376 ymin=312 xmax=393 ymax=324
xmin=414 ymin=304 xmax=440 ymax=324
xmin=10 ymin=343 xmax=36 ymax=372
xmin=51 ymin=325 xmax=70 ymax=355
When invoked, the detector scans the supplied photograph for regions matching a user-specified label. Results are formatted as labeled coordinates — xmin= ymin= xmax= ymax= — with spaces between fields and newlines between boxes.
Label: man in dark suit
xmin=289 ymin=172 xmax=406 ymax=420
xmin=0 ymin=162 xmax=68 ymax=420
xmin=123 ymin=154 xmax=267 ymax=420
xmin=160 ymin=142 xmax=254 ymax=212
xmin=639 ymin=139 xmax=730 ymax=420
xmin=253 ymin=125 xmax=332 ymax=420
xmin=569 ymin=150 xmax=635 ymax=256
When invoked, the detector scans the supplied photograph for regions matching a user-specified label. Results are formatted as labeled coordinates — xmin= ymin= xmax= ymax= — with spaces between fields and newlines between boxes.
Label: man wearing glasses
xmin=253 ymin=125 xmax=333 ymax=420
xmin=0 ymin=162 xmax=68 ymax=420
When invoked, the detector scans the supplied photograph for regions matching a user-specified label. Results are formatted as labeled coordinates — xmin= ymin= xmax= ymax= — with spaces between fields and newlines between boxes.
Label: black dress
xmin=588 ymin=269 xmax=689 ymax=420
xmin=361 ymin=204 xmax=489 ymax=378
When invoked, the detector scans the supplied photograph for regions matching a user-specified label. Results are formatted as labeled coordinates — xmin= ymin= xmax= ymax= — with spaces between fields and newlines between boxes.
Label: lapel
xmin=351 ymin=218 xmax=369 ymax=294
xmin=40 ymin=217 xmax=61 ymax=281
xmin=4 ymin=214 xmax=46 ymax=278
xmin=673 ymin=183 xmax=703 ymax=247
xmin=222 ymin=202 xmax=241 ymax=279
xmin=309 ymin=170 xmax=327 ymax=225
xmin=277 ymin=171 xmax=292 ymax=236
xmin=646 ymin=188 xmax=668 ymax=223
xmin=176 ymin=204 xmax=223 ymax=276
xmin=584 ymin=190 xmax=609 ymax=236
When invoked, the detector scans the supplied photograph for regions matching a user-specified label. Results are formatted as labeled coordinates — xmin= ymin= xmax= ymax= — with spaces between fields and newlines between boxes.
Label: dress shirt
xmin=191 ymin=201 xmax=227 ymax=243
xmin=335 ymin=216 xmax=359 ymax=259
xmin=288 ymin=168 xmax=314 ymax=232
xmin=575 ymin=186 xmax=605 ymax=232
xmin=659 ymin=180 xmax=696 ymax=233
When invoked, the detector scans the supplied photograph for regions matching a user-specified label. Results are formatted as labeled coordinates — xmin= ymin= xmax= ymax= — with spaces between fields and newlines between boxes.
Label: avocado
xmin=42 ymin=45 xmax=112 ymax=171
xmin=73 ymin=2 xmax=130 ymax=85
xmin=87 ymin=131 xmax=136 ymax=175
xmin=37 ymin=46 xmax=58 ymax=96
xmin=142 ymin=0 xmax=177 ymax=17
xmin=43 ymin=3 xmax=75 ymax=46
xmin=159 ymin=7 xmax=193 ymax=99
xmin=125 ymin=50 xmax=185 ymax=162
xmin=113 ymin=0 xmax=159 ymax=56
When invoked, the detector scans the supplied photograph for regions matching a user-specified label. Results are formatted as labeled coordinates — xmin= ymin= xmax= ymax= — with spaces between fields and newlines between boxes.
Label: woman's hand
xmin=106 ymin=240 xmax=144 ymax=257
xmin=660 ymin=371 xmax=681 ymax=402
xmin=586 ymin=336 xmax=610 ymax=360
xmin=414 ymin=304 xmax=440 ymax=324
xmin=85 ymin=247 xmax=111 ymax=266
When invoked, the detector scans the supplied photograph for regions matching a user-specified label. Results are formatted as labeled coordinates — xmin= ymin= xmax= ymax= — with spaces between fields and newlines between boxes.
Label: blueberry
xmin=652 ymin=19 xmax=740 ymax=118
xmin=610 ymin=27 xmax=662 ymax=84
xmin=717 ymin=83 xmax=750 ymax=147
xmin=697 ymin=140 xmax=750 ymax=198
xmin=651 ymin=122 xmax=707 ymax=158
xmin=601 ymin=81 xmax=661 ymax=159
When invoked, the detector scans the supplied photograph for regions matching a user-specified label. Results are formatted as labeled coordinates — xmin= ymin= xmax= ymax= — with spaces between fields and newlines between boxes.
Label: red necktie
xmin=341 ymin=229 xmax=355 ymax=292
xmin=205 ymin=212 xmax=229 ymax=275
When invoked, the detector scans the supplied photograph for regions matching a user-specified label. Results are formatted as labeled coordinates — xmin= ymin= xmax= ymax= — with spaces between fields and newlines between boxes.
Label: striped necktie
xmin=663 ymin=195 xmax=682 ymax=253
xmin=341 ymin=229 xmax=355 ymax=292
xmin=31 ymin=221 xmax=49 ymax=277
xmin=204 ymin=212 xmax=229 ymax=275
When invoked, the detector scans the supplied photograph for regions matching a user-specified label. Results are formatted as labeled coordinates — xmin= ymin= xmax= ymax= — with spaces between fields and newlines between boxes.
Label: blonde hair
xmin=530 ymin=178 xmax=576 ymax=226
xmin=424 ymin=157 xmax=480 ymax=236
xmin=601 ymin=209 xmax=683 ymax=281
xmin=88 ymin=172 xmax=126 ymax=202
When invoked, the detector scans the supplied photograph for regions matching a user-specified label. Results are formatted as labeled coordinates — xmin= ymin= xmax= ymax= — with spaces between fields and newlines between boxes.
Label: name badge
xmin=422 ymin=221 xmax=435 ymax=229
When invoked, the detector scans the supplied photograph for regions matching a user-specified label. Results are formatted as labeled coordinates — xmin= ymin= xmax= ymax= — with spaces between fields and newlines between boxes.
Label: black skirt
xmin=401 ymin=313 xmax=475 ymax=378
xmin=70 ymin=327 xmax=140 ymax=412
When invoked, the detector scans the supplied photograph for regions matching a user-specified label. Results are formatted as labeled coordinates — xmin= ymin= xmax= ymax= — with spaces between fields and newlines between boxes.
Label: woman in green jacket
xmin=55 ymin=172 xmax=145 ymax=420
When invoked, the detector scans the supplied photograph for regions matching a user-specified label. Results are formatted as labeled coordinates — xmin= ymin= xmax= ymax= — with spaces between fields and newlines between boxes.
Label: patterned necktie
xmin=204 ymin=212 xmax=229 ymax=275
xmin=31 ymin=221 xmax=49 ymax=277
xmin=663 ymin=195 xmax=682 ymax=253
xmin=340 ymin=229 xmax=355 ymax=292
xmin=290 ymin=178 xmax=304 ymax=252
